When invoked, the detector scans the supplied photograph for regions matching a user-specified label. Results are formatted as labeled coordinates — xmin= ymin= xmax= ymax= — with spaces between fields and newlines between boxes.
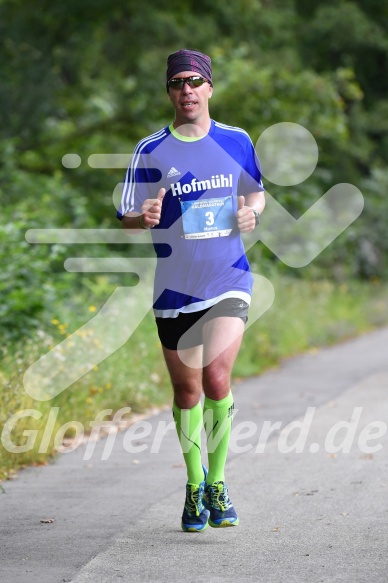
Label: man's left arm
xmin=236 ymin=191 xmax=265 ymax=233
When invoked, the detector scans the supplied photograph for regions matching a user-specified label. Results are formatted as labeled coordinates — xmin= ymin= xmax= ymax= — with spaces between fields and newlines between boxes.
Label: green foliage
xmin=213 ymin=56 xmax=345 ymax=139
xmin=0 ymin=219 xmax=52 ymax=346
xmin=358 ymin=169 xmax=388 ymax=278
xmin=0 ymin=164 xmax=66 ymax=347
xmin=0 ymin=147 xmax=104 ymax=348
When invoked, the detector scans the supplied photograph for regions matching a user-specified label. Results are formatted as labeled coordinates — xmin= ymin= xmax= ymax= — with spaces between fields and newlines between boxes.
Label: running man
xmin=117 ymin=49 xmax=265 ymax=531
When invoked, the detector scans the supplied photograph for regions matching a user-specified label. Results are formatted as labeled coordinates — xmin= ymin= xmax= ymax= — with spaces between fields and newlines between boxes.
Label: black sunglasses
xmin=167 ymin=76 xmax=208 ymax=90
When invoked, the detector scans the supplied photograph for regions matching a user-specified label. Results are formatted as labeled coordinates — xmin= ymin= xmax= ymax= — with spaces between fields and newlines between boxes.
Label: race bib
xmin=180 ymin=196 xmax=234 ymax=239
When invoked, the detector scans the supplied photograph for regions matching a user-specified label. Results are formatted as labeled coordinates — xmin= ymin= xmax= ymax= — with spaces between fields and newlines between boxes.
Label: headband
xmin=166 ymin=49 xmax=212 ymax=91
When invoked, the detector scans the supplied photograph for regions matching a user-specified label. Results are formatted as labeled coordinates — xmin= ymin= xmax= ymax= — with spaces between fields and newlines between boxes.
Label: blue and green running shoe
xmin=181 ymin=471 xmax=209 ymax=532
xmin=203 ymin=481 xmax=239 ymax=527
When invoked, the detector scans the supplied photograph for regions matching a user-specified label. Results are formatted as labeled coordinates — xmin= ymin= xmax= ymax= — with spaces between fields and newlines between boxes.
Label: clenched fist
xmin=139 ymin=188 xmax=166 ymax=229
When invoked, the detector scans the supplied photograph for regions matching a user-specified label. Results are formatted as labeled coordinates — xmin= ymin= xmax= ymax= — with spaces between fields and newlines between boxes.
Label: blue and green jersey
xmin=117 ymin=120 xmax=263 ymax=317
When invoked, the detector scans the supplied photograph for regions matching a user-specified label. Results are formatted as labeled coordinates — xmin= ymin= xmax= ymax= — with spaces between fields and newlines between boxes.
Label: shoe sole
xmin=181 ymin=522 xmax=209 ymax=533
xmin=208 ymin=518 xmax=239 ymax=528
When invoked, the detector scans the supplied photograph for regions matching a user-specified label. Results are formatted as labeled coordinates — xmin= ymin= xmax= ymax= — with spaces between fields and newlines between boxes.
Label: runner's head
xmin=166 ymin=49 xmax=213 ymax=92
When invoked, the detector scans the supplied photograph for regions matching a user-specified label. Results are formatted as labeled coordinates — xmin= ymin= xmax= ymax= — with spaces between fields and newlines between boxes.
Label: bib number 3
xmin=180 ymin=196 xmax=234 ymax=239
xmin=205 ymin=211 xmax=215 ymax=226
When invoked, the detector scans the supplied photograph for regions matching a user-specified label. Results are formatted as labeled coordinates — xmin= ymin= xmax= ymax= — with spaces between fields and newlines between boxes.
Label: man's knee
xmin=203 ymin=366 xmax=230 ymax=395
xmin=171 ymin=379 xmax=202 ymax=409
xmin=172 ymin=378 xmax=200 ymax=395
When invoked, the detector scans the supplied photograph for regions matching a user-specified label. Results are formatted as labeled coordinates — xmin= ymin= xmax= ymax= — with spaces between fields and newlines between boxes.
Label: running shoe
xmin=181 ymin=468 xmax=209 ymax=532
xmin=203 ymin=481 xmax=239 ymax=527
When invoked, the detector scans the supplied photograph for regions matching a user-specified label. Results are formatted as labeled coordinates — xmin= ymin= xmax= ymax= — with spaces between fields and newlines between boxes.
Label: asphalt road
xmin=1 ymin=328 xmax=388 ymax=583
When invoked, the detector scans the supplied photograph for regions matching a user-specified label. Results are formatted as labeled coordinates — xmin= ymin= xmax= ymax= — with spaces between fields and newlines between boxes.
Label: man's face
xmin=167 ymin=70 xmax=213 ymax=125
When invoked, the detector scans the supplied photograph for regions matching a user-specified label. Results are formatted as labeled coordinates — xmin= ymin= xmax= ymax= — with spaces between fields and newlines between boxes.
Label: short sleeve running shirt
xmin=117 ymin=119 xmax=264 ymax=317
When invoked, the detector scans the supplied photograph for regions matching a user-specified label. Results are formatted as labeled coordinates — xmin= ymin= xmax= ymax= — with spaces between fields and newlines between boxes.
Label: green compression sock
xmin=173 ymin=401 xmax=204 ymax=485
xmin=203 ymin=392 xmax=234 ymax=485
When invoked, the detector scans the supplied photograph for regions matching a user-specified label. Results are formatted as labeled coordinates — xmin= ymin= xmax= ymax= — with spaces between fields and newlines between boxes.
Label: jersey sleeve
xmin=117 ymin=149 xmax=149 ymax=220
xmin=238 ymin=135 xmax=264 ymax=196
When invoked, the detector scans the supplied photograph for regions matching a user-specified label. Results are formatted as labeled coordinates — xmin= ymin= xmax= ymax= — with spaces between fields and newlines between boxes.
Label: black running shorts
xmin=155 ymin=298 xmax=249 ymax=350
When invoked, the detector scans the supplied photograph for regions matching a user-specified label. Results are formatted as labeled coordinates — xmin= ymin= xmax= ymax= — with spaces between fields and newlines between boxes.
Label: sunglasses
xmin=167 ymin=76 xmax=208 ymax=90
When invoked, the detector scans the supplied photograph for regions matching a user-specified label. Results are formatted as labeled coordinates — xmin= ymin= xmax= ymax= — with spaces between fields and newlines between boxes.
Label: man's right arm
xmin=121 ymin=188 xmax=166 ymax=232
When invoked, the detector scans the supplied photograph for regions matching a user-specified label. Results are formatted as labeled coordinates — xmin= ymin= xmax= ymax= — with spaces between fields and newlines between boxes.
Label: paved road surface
xmin=1 ymin=328 xmax=388 ymax=583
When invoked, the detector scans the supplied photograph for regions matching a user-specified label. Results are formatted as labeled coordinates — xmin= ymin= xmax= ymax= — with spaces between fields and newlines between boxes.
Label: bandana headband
xmin=166 ymin=49 xmax=212 ymax=91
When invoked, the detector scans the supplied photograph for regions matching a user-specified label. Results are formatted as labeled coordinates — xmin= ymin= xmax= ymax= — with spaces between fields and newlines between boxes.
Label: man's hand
xmin=236 ymin=195 xmax=256 ymax=233
xmin=139 ymin=188 xmax=166 ymax=229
